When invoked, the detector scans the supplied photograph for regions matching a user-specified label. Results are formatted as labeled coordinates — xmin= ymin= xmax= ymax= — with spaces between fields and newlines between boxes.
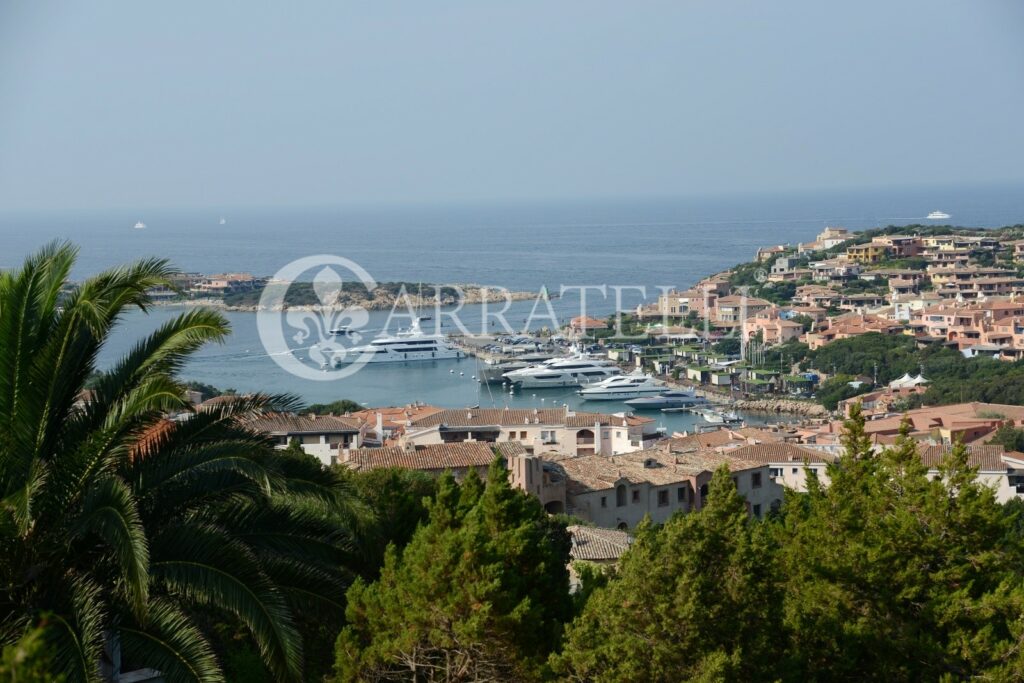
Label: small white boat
xmin=329 ymin=326 xmax=350 ymax=336
xmin=133 ymin=221 xmax=146 ymax=229
xmin=927 ymin=210 xmax=951 ymax=220
xmin=697 ymin=408 xmax=742 ymax=425
xmin=219 ymin=216 xmax=227 ymax=225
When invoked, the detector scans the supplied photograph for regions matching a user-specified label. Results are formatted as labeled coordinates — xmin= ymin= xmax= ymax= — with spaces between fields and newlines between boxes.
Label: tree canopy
xmin=335 ymin=462 xmax=572 ymax=682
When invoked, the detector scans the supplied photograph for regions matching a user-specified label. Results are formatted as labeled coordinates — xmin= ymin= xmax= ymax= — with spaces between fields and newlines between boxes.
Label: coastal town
xmin=132 ymin=221 xmax=1024 ymax=572
xmin=9 ymin=1 xmax=1024 ymax=677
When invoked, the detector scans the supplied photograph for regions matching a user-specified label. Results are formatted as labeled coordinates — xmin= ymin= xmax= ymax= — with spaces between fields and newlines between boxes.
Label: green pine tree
xmin=334 ymin=458 xmax=572 ymax=682
xmin=552 ymin=466 xmax=782 ymax=682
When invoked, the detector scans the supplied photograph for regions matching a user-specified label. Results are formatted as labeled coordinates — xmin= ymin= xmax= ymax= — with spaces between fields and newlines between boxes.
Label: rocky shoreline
xmin=733 ymin=398 xmax=830 ymax=417
xmin=153 ymin=285 xmax=541 ymax=312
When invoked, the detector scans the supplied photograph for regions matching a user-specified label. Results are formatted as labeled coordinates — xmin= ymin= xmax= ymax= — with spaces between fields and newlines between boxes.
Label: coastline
xmin=151 ymin=285 xmax=542 ymax=313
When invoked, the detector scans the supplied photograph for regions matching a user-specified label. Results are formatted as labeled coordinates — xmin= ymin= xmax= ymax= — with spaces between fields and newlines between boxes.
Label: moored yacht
xmin=503 ymin=356 xmax=620 ymax=388
xmin=625 ymin=389 xmax=706 ymax=410
xmin=578 ymin=372 xmax=665 ymax=400
xmin=332 ymin=320 xmax=462 ymax=365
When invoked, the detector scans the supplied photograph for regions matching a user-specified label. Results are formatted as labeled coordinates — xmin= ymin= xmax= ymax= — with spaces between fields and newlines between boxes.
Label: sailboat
xmin=219 ymin=216 xmax=227 ymax=225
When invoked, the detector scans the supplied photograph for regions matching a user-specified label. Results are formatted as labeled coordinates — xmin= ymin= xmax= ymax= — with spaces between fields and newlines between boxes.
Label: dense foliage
xmin=335 ymin=463 xmax=572 ymax=682
xmin=553 ymin=467 xmax=780 ymax=681
xmin=554 ymin=407 xmax=1024 ymax=680
xmin=0 ymin=244 xmax=359 ymax=682
xmin=300 ymin=399 xmax=364 ymax=415
xmin=223 ymin=281 xmax=464 ymax=308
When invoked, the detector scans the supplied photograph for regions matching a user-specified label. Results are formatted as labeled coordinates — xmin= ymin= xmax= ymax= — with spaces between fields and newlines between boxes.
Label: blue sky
xmin=1 ymin=1 xmax=1022 ymax=210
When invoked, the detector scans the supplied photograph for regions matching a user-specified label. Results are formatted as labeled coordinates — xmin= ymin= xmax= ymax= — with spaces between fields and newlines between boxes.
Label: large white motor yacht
xmin=503 ymin=357 xmax=620 ymax=388
xmin=578 ymin=372 xmax=665 ymax=400
xmin=332 ymin=321 xmax=462 ymax=365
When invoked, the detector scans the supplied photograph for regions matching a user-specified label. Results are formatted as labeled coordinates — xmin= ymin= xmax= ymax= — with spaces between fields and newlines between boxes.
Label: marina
xmin=95 ymin=306 xmax=784 ymax=436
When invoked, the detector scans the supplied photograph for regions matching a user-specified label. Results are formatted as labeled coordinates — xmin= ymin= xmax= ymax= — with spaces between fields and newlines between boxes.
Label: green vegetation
xmin=554 ymin=407 xmax=1024 ymax=680
xmin=222 ymin=281 xmax=463 ymax=308
xmin=990 ymin=424 xmax=1024 ymax=452
xmin=553 ymin=467 xmax=779 ymax=681
xmin=814 ymin=374 xmax=869 ymax=410
xmin=300 ymin=398 xmax=364 ymax=415
xmin=14 ymin=241 xmax=1024 ymax=682
xmin=0 ymin=626 xmax=64 ymax=682
xmin=0 ymin=244 xmax=358 ymax=682
xmin=334 ymin=463 xmax=572 ymax=682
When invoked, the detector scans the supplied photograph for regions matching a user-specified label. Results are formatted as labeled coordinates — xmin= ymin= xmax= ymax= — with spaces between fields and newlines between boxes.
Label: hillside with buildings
xmin=628 ymin=223 xmax=1024 ymax=412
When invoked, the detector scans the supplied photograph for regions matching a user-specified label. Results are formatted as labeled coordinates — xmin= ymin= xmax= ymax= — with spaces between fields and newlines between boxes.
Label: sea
xmin=2 ymin=183 xmax=1023 ymax=433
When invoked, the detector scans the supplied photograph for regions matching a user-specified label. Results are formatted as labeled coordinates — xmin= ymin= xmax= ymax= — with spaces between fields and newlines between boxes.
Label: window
xmin=600 ymin=496 xmax=607 ymax=508
xmin=631 ymin=489 xmax=640 ymax=503
xmin=753 ymin=504 xmax=762 ymax=518
xmin=657 ymin=490 xmax=669 ymax=507
xmin=677 ymin=486 xmax=686 ymax=502
xmin=769 ymin=467 xmax=782 ymax=478
xmin=792 ymin=467 xmax=799 ymax=474
xmin=752 ymin=472 xmax=762 ymax=489
xmin=616 ymin=485 xmax=626 ymax=507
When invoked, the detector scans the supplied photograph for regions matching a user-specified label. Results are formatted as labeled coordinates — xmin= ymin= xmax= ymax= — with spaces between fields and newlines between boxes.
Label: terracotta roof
xmin=725 ymin=442 xmax=836 ymax=465
xmin=408 ymin=408 xmax=652 ymax=429
xmin=345 ymin=441 xmax=525 ymax=471
xmin=349 ymin=404 xmax=444 ymax=428
xmin=556 ymin=448 xmax=762 ymax=494
xmin=567 ymin=525 xmax=633 ymax=562
xmin=569 ymin=316 xmax=608 ymax=329
xmin=248 ymin=412 xmax=362 ymax=434
xmin=661 ymin=430 xmax=747 ymax=450
xmin=917 ymin=444 xmax=1008 ymax=471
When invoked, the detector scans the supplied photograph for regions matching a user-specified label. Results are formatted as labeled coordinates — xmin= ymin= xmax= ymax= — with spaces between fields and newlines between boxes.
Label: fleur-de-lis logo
xmin=257 ymin=255 xmax=378 ymax=381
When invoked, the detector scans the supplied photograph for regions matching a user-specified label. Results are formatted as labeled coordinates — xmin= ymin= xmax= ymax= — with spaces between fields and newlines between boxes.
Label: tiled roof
xmin=567 ymin=525 xmax=633 ymax=562
xmin=556 ymin=448 xmax=762 ymax=494
xmin=408 ymin=408 xmax=652 ymax=429
xmin=349 ymin=404 xmax=444 ymax=428
xmin=248 ymin=413 xmax=362 ymax=434
xmin=725 ymin=442 xmax=836 ymax=465
xmin=345 ymin=441 xmax=525 ymax=471
xmin=660 ymin=429 xmax=747 ymax=450
xmin=916 ymin=444 xmax=1007 ymax=472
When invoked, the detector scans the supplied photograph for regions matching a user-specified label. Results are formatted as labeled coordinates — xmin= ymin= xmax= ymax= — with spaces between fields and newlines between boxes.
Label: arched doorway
xmin=544 ymin=500 xmax=565 ymax=515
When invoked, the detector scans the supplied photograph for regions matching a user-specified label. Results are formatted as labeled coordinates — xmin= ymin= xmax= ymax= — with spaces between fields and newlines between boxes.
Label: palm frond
xmin=39 ymin=574 xmax=105 ymax=683
xmin=118 ymin=599 xmax=224 ymax=683
xmin=150 ymin=524 xmax=303 ymax=682
xmin=70 ymin=475 xmax=149 ymax=616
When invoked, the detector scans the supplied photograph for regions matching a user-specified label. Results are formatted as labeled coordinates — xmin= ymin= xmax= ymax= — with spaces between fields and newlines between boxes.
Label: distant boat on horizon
xmin=133 ymin=221 xmax=146 ymax=229
xmin=219 ymin=216 xmax=227 ymax=225
xmin=927 ymin=210 xmax=951 ymax=220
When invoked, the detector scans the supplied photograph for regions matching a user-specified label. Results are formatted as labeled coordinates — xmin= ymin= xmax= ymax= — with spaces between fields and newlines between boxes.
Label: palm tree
xmin=0 ymin=243 xmax=357 ymax=682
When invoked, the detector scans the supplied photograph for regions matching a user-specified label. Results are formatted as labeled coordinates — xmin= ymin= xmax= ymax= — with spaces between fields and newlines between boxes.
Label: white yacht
xmin=332 ymin=321 xmax=462 ymax=365
xmin=578 ymin=372 xmax=665 ymax=400
xmin=503 ymin=357 xmax=620 ymax=388
xmin=927 ymin=210 xmax=951 ymax=220
xmin=133 ymin=221 xmax=146 ymax=229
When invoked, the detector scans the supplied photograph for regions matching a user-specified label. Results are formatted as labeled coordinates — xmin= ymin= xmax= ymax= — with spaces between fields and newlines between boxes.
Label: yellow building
xmin=845 ymin=243 xmax=889 ymax=263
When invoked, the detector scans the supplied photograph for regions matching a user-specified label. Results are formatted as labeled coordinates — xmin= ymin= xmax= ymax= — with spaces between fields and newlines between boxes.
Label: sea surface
xmin=2 ymin=184 xmax=1023 ymax=432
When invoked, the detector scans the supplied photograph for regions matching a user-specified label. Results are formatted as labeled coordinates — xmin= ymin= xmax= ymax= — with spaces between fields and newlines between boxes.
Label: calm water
xmin=3 ymin=184 xmax=1023 ymax=431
